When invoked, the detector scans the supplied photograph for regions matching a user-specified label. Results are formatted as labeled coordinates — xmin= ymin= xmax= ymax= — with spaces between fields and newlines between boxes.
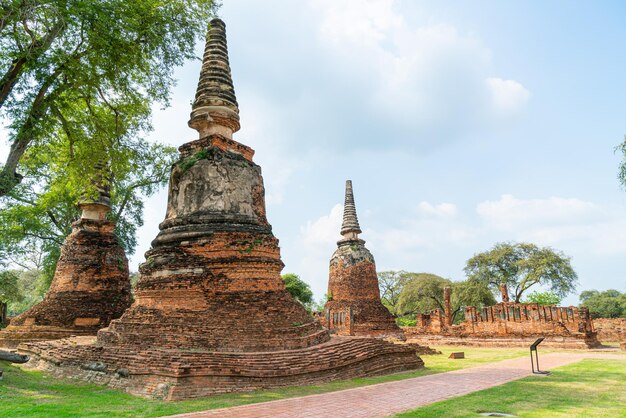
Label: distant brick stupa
xmin=0 ymin=175 xmax=132 ymax=349
xmin=323 ymin=180 xmax=405 ymax=339
xmin=21 ymin=19 xmax=421 ymax=400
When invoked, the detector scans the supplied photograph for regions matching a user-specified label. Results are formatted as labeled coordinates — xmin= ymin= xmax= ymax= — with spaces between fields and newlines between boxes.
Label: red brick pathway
xmin=168 ymin=352 xmax=625 ymax=418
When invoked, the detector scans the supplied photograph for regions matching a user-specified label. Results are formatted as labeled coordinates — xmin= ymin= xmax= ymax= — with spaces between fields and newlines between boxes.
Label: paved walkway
xmin=169 ymin=352 xmax=625 ymax=418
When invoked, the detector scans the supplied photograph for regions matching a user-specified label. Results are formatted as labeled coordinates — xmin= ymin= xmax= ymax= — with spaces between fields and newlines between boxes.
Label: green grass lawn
xmin=398 ymin=359 xmax=626 ymax=418
xmin=0 ymin=345 xmax=593 ymax=418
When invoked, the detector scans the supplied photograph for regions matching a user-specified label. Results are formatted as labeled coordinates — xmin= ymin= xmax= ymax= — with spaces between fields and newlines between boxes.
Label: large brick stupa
xmin=0 ymin=180 xmax=132 ymax=349
xmin=322 ymin=180 xmax=405 ymax=339
xmin=21 ymin=19 xmax=422 ymax=400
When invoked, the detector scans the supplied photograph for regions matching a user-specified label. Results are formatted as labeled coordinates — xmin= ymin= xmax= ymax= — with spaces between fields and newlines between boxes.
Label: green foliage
xmin=6 ymin=269 xmax=46 ymax=316
xmin=281 ymin=273 xmax=314 ymax=311
xmin=178 ymin=149 xmax=209 ymax=173
xmin=464 ymin=242 xmax=578 ymax=303
xmin=524 ymin=290 xmax=562 ymax=306
xmin=378 ymin=270 xmax=414 ymax=315
xmin=396 ymin=273 xmax=495 ymax=323
xmin=0 ymin=270 xmax=22 ymax=305
xmin=0 ymin=0 xmax=219 ymax=196
xmin=0 ymin=140 xmax=177 ymax=287
xmin=579 ymin=289 xmax=626 ymax=318
xmin=395 ymin=317 xmax=416 ymax=326
xmin=397 ymin=273 xmax=450 ymax=316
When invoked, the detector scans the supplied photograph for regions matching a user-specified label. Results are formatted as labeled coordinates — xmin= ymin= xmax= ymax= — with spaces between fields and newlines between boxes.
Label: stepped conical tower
xmin=324 ymin=180 xmax=405 ymax=339
xmin=0 ymin=169 xmax=132 ymax=349
xmin=21 ymin=19 xmax=421 ymax=399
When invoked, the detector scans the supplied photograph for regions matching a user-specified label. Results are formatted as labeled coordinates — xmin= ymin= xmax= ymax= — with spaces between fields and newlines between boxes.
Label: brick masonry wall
xmin=403 ymin=302 xmax=601 ymax=349
xmin=324 ymin=241 xmax=404 ymax=339
xmin=592 ymin=318 xmax=626 ymax=342
xmin=0 ymin=219 xmax=131 ymax=349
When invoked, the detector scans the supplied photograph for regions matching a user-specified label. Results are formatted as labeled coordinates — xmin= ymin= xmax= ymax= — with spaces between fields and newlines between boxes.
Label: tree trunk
xmin=0 ymin=350 xmax=30 ymax=363
xmin=0 ymin=301 xmax=6 ymax=326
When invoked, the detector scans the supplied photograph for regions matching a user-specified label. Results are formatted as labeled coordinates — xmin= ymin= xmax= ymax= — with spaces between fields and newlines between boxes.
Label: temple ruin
xmin=0 ymin=178 xmax=132 ymax=349
xmin=321 ymin=181 xmax=404 ymax=340
xmin=20 ymin=19 xmax=422 ymax=400
xmin=403 ymin=285 xmax=600 ymax=349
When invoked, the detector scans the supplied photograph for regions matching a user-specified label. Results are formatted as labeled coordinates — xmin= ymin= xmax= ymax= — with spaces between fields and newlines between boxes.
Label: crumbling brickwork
xmin=404 ymin=302 xmax=600 ymax=349
xmin=323 ymin=181 xmax=404 ymax=340
xmin=0 ymin=219 xmax=132 ymax=349
xmin=21 ymin=19 xmax=422 ymax=399
xmin=592 ymin=318 xmax=626 ymax=343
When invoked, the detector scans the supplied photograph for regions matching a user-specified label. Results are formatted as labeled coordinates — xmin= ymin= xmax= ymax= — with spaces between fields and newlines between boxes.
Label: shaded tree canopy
xmin=282 ymin=273 xmax=314 ymax=308
xmin=464 ymin=242 xmax=578 ymax=303
xmin=0 ymin=0 xmax=218 ymax=196
xmin=580 ymin=289 xmax=626 ymax=318
xmin=396 ymin=273 xmax=495 ymax=323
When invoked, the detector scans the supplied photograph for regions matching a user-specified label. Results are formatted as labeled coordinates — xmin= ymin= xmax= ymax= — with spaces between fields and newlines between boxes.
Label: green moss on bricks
xmin=178 ymin=149 xmax=209 ymax=173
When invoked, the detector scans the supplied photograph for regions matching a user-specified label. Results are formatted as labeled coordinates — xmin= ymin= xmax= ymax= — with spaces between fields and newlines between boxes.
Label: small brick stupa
xmin=0 ymin=177 xmax=132 ymax=349
xmin=21 ymin=19 xmax=421 ymax=400
xmin=322 ymin=180 xmax=405 ymax=339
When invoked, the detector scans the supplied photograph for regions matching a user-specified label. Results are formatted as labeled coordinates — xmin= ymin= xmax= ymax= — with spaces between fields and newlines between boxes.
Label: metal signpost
xmin=530 ymin=337 xmax=550 ymax=375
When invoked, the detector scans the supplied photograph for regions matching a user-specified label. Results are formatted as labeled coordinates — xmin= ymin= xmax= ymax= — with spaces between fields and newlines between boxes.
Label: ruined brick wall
xmin=463 ymin=303 xmax=595 ymax=337
xmin=407 ymin=310 xmax=447 ymax=335
xmin=403 ymin=302 xmax=600 ymax=348
xmin=592 ymin=318 xmax=626 ymax=342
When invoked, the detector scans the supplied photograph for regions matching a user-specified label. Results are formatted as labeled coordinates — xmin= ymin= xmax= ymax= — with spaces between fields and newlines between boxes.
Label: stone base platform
xmin=405 ymin=334 xmax=602 ymax=350
xmin=0 ymin=325 xmax=95 ymax=349
xmin=20 ymin=336 xmax=424 ymax=400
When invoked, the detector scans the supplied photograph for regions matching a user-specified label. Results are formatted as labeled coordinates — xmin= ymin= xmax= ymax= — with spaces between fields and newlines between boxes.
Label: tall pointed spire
xmin=188 ymin=18 xmax=240 ymax=139
xmin=340 ymin=180 xmax=362 ymax=239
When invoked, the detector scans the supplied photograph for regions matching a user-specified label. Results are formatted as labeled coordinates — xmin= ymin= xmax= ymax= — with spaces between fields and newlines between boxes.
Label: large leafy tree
xmin=464 ymin=242 xmax=578 ymax=303
xmin=580 ymin=289 xmax=626 ymax=318
xmin=0 ymin=0 xmax=217 ymax=288
xmin=0 ymin=101 xmax=177 ymax=288
xmin=377 ymin=270 xmax=414 ymax=314
xmin=396 ymin=273 xmax=495 ymax=323
xmin=0 ymin=0 xmax=217 ymax=196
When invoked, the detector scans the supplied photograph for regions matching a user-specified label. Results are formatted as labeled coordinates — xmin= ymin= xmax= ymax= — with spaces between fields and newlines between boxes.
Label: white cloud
xmin=477 ymin=194 xmax=601 ymax=230
xmin=300 ymin=204 xmax=343 ymax=245
xmin=487 ymin=78 xmax=531 ymax=116
xmin=304 ymin=0 xmax=530 ymax=150
xmin=417 ymin=201 xmax=458 ymax=218
xmin=476 ymin=194 xmax=626 ymax=256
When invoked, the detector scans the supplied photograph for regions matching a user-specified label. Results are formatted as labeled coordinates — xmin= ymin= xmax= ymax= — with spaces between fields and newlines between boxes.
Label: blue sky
xmin=4 ymin=1 xmax=626 ymax=305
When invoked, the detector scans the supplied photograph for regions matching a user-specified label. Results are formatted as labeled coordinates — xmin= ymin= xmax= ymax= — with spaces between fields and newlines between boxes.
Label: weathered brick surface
xmin=22 ymin=336 xmax=422 ymax=400
xmin=404 ymin=302 xmax=601 ymax=349
xmin=592 ymin=318 xmax=626 ymax=342
xmin=20 ymin=19 xmax=422 ymax=399
xmin=0 ymin=219 xmax=131 ymax=349
xmin=323 ymin=181 xmax=404 ymax=340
